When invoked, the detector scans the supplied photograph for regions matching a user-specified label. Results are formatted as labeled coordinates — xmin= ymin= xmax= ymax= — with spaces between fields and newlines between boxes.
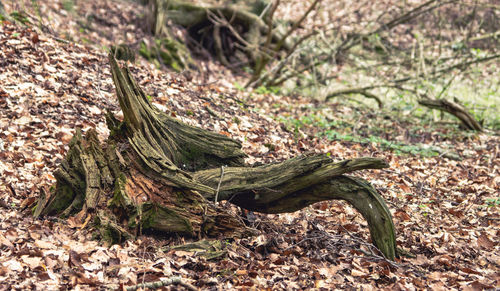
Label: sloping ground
xmin=0 ymin=1 xmax=499 ymax=290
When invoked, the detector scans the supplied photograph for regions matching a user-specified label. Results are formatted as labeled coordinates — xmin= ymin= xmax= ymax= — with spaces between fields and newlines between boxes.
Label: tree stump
xmin=144 ymin=0 xmax=290 ymax=68
xmin=34 ymin=55 xmax=398 ymax=260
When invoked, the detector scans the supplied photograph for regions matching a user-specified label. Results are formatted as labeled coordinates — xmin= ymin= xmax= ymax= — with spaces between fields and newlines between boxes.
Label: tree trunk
xmin=34 ymin=54 xmax=398 ymax=260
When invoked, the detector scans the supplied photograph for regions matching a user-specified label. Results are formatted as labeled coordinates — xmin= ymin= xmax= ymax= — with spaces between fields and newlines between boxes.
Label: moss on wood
xmin=143 ymin=0 xmax=290 ymax=69
xmin=35 ymin=54 xmax=399 ymax=260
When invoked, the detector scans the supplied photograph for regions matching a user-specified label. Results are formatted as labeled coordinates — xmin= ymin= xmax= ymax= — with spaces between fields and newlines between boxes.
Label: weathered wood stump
xmin=34 ymin=55 xmax=398 ymax=260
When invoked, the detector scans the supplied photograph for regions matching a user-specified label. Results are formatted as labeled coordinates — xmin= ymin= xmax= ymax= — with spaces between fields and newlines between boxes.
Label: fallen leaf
xmin=477 ymin=232 xmax=495 ymax=250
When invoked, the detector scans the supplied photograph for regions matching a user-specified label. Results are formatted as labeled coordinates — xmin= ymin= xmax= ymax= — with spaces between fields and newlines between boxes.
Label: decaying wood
xmin=418 ymin=98 xmax=482 ymax=131
xmin=124 ymin=276 xmax=197 ymax=291
xmin=34 ymin=54 xmax=398 ymax=260
xmin=146 ymin=0 xmax=290 ymax=67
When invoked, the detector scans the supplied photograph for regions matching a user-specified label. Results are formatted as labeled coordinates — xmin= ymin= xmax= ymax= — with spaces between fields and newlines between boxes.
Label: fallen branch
xmin=418 ymin=98 xmax=482 ymax=131
xmin=325 ymin=87 xmax=383 ymax=108
xmin=124 ymin=276 xmax=197 ymax=291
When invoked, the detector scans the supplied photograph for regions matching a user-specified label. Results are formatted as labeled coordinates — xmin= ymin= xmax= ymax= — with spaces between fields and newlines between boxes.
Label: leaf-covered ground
xmin=0 ymin=1 xmax=498 ymax=290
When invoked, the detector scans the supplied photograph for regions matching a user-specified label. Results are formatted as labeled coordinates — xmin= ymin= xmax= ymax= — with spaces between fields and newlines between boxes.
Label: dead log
xmin=418 ymin=98 xmax=482 ymax=131
xmin=34 ymin=54 xmax=398 ymax=260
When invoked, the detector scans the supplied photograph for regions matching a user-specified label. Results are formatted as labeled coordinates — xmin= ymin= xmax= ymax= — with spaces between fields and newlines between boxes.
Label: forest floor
xmin=0 ymin=0 xmax=498 ymax=290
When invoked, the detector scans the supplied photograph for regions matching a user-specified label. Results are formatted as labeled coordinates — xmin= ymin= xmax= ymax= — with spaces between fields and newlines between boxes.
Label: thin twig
xmin=275 ymin=0 xmax=321 ymax=51
xmin=214 ymin=166 xmax=226 ymax=203
xmin=255 ymin=30 xmax=319 ymax=88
